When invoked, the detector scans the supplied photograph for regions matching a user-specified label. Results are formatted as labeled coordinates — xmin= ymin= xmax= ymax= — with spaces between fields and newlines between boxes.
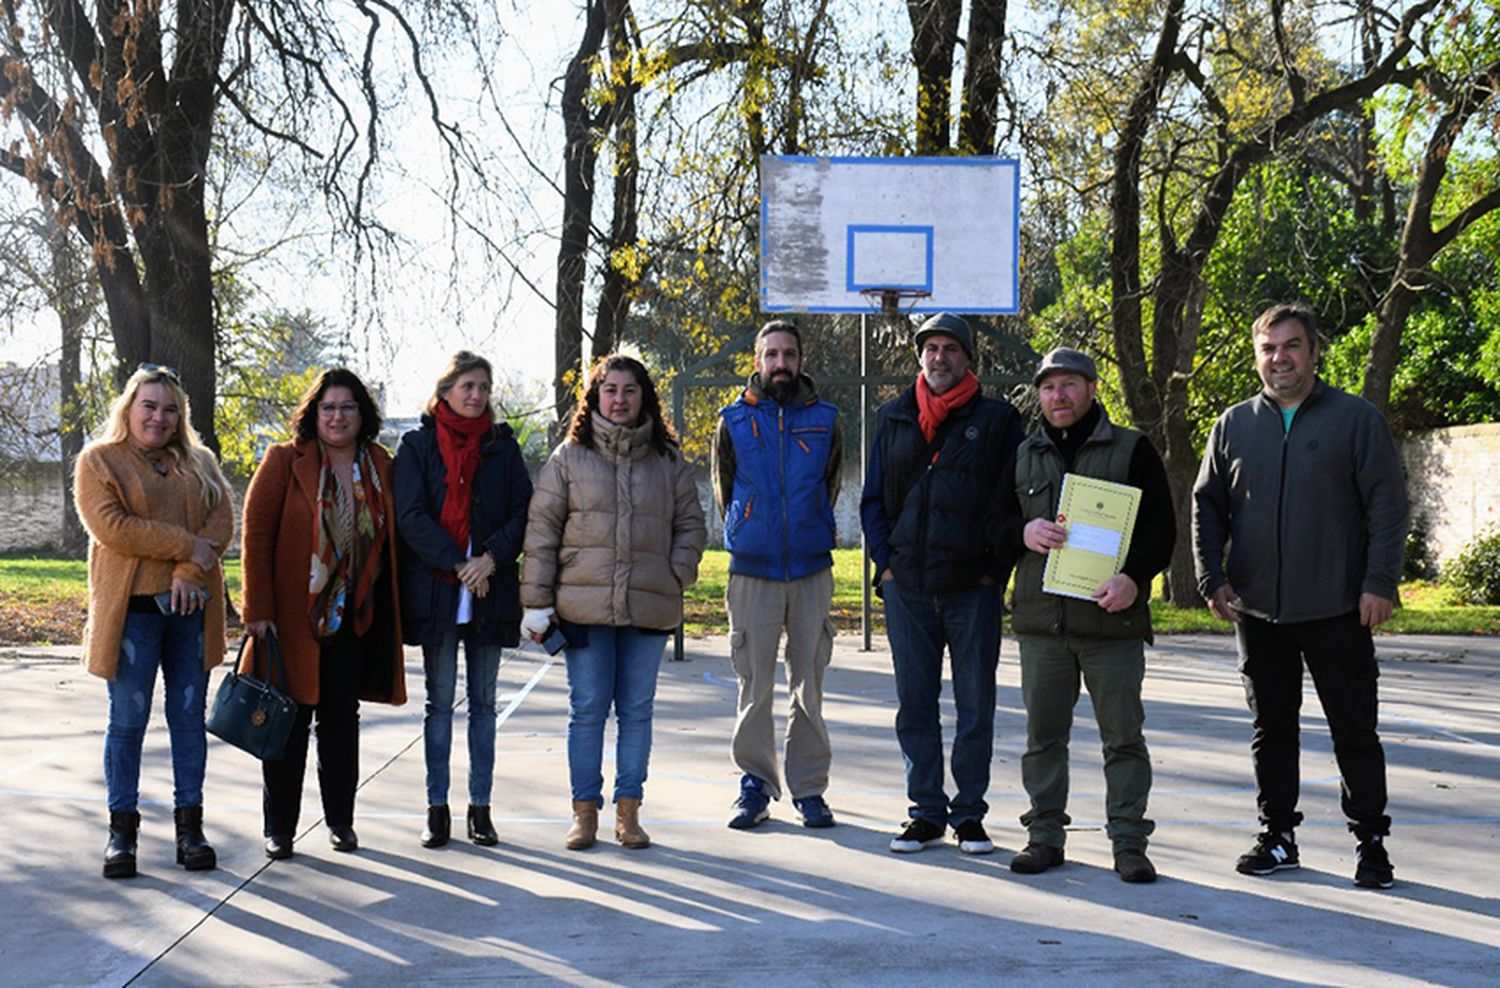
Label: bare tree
xmin=1 ymin=2 xmax=508 ymax=449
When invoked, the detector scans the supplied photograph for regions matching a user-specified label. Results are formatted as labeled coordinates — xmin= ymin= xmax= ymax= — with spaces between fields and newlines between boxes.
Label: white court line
xmin=497 ymin=659 xmax=555 ymax=727
xmin=1384 ymin=713 xmax=1498 ymax=749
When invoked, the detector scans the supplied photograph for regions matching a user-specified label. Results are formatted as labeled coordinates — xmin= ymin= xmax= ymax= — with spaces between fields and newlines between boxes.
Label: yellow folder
xmin=1041 ymin=473 xmax=1142 ymax=600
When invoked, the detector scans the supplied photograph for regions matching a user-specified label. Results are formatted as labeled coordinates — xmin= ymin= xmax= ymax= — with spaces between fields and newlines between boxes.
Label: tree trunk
xmin=593 ymin=0 xmax=639 ymax=361
xmin=1362 ymin=56 xmax=1500 ymax=418
xmin=958 ymin=0 xmax=1007 ymax=154
xmin=906 ymin=0 xmax=961 ymax=153
xmin=46 ymin=221 xmax=91 ymax=558
xmin=555 ymin=0 xmax=608 ymax=437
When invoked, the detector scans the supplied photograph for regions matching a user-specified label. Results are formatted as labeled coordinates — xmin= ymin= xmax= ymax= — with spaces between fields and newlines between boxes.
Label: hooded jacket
xmin=521 ymin=413 xmax=707 ymax=630
xmin=713 ymin=372 xmax=840 ymax=581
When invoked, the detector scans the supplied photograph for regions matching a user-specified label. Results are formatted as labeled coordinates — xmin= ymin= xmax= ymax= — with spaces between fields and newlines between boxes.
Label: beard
xmin=764 ymin=371 xmax=798 ymax=403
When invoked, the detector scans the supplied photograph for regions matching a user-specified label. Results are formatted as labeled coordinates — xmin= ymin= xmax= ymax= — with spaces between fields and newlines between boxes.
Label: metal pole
xmin=860 ymin=311 xmax=872 ymax=652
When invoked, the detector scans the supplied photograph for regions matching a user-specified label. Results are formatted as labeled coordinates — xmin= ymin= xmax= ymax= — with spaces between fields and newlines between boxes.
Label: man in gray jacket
xmin=1192 ymin=302 xmax=1408 ymax=890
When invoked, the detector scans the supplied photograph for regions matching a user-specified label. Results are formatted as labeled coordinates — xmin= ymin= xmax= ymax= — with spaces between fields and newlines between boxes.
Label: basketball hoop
xmin=859 ymin=287 xmax=931 ymax=320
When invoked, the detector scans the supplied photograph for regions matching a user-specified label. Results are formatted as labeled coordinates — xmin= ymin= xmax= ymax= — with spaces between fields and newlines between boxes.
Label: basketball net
xmin=859 ymin=287 xmax=931 ymax=320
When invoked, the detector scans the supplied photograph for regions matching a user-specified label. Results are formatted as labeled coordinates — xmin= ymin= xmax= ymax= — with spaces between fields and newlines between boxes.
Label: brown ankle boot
xmin=615 ymin=797 xmax=650 ymax=849
xmin=565 ymin=800 xmax=598 ymax=850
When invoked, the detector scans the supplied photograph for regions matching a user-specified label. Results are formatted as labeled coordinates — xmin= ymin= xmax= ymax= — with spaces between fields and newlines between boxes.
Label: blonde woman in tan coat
xmin=74 ymin=365 xmax=233 ymax=879
xmin=521 ymin=355 xmax=706 ymax=851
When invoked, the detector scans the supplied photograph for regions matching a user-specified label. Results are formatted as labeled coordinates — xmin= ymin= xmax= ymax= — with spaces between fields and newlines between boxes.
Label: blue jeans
xmin=882 ymin=581 xmax=1001 ymax=827
xmin=564 ymin=625 xmax=668 ymax=806
xmin=422 ymin=625 xmax=503 ymax=806
xmin=105 ymin=609 xmax=208 ymax=812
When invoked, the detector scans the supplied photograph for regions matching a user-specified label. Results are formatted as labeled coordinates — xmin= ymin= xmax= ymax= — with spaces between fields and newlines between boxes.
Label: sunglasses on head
xmin=138 ymin=362 xmax=181 ymax=383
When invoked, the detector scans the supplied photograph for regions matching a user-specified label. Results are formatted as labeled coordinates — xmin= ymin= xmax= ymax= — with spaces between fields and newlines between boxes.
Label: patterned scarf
xmin=915 ymin=370 xmax=980 ymax=444
xmin=308 ymin=444 xmax=386 ymax=639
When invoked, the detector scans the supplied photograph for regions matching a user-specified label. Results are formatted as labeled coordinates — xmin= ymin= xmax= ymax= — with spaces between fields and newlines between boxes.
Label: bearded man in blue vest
xmin=988 ymin=348 xmax=1175 ymax=883
xmin=713 ymin=321 xmax=843 ymax=830
xmin=860 ymin=313 xmax=1024 ymax=855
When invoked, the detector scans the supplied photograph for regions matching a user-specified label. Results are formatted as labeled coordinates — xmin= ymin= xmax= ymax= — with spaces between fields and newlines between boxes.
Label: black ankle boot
xmin=467 ymin=805 xmax=498 ymax=846
xmin=104 ymin=810 xmax=139 ymax=879
xmin=421 ymin=805 xmax=451 ymax=848
xmin=174 ymin=806 xmax=217 ymax=871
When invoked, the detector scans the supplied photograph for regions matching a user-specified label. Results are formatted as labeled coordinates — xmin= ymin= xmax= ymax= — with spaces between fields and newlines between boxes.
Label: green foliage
xmin=1324 ymin=213 xmax=1500 ymax=430
xmin=215 ymin=302 xmax=335 ymax=476
xmin=1445 ymin=527 xmax=1500 ymax=605
xmin=1404 ymin=515 xmax=1438 ymax=582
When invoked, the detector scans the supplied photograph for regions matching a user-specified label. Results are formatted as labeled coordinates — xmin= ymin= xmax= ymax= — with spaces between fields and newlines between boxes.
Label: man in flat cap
xmin=861 ymin=313 xmax=1023 ymax=855
xmin=987 ymin=347 xmax=1175 ymax=882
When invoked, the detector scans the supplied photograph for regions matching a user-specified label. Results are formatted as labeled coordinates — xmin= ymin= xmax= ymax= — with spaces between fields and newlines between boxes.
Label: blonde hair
xmin=424 ymin=350 xmax=495 ymax=418
xmin=94 ymin=366 xmax=224 ymax=509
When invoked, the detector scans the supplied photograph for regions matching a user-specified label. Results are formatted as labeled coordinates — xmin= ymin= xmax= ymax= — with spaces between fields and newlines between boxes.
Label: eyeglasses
xmin=318 ymin=402 xmax=360 ymax=417
xmin=138 ymin=362 xmax=181 ymax=382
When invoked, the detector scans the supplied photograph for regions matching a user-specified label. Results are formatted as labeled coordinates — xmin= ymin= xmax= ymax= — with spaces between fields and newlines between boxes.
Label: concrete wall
xmin=0 ymin=462 xmax=66 ymax=553
xmin=0 ymin=462 xmax=249 ymax=555
xmin=1401 ymin=423 xmax=1500 ymax=571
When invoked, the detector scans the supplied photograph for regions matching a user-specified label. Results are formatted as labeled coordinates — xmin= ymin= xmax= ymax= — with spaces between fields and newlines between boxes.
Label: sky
xmin=6 ymin=3 xmax=582 ymax=420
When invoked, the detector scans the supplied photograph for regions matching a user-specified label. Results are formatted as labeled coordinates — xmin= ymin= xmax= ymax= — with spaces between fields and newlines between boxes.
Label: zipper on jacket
xmin=1273 ymin=409 xmax=1292 ymax=622
xmin=779 ymin=405 xmax=790 ymax=581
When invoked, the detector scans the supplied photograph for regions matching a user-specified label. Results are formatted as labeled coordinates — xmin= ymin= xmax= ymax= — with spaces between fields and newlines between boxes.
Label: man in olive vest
xmin=713 ymin=321 xmax=842 ymax=830
xmin=988 ymin=348 xmax=1175 ymax=883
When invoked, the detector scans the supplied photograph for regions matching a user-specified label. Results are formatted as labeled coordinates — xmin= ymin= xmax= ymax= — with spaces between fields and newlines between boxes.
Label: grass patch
xmin=3 ymin=552 xmax=1496 ymax=644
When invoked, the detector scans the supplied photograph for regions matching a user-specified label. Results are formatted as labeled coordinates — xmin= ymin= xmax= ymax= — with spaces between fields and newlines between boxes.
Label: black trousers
xmin=263 ymin=627 xmax=363 ymax=836
xmin=1236 ymin=611 xmax=1390 ymax=838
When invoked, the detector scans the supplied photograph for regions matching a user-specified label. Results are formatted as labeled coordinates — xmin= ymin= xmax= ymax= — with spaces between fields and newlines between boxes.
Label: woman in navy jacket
xmin=394 ymin=351 xmax=532 ymax=847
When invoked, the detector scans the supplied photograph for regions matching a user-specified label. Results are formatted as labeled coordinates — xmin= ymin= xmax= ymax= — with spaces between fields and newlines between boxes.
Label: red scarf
xmin=434 ymin=402 xmax=491 ymax=552
xmin=915 ymin=370 xmax=980 ymax=443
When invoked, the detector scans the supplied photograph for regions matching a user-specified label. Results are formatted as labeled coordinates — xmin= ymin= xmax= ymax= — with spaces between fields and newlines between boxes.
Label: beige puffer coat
xmin=521 ymin=413 xmax=707 ymax=630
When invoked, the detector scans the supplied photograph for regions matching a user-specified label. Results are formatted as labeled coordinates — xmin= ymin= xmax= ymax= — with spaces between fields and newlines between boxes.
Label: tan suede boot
xmin=615 ymin=797 xmax=651 ymax=849
xmin=565 ymin=800 xmax=598 ymax=850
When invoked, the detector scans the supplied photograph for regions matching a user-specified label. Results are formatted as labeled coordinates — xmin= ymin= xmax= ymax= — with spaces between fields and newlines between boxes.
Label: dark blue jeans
xmin=105 ymin=610 xmax=208 ymax=812
xmin=882 ymin=581 xmax=1001 ymax=827
xmin=422 ymin=625 xmax=502 ymax=806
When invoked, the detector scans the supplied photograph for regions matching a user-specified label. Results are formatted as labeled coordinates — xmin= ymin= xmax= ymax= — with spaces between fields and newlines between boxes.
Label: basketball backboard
xmin=759 ymin=155 xmax=1021 ymax=314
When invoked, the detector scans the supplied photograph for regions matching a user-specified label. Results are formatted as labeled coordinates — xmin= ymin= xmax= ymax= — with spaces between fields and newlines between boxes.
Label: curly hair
xmin=566 ymin=354 xmax=678 ymax=459
xmin=291 ymin=368 xmax=383 ymax=446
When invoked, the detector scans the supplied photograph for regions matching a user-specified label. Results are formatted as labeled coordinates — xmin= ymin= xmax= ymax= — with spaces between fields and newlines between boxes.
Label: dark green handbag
xmin=206 ymin=630 xmax=299 ymax=761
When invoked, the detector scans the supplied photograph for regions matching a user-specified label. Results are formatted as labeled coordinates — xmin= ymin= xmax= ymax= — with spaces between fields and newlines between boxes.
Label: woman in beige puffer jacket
xmin=521 ymin=354 xmax=706 ymax=851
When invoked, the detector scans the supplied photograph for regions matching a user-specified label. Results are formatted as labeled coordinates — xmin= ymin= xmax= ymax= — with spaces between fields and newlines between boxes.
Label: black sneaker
xmin=1354 ymin=836 xmax=1394 ymax=889
xmin=1235 ymin=831 xmax=1299 ymax=875
xmin=954 ymin=819 xmax=994 ymax=855
xmin=889 ymin=818 xmax=945 ymax=853
xmin=1010 ymin=842 xmax=1065 ymax=874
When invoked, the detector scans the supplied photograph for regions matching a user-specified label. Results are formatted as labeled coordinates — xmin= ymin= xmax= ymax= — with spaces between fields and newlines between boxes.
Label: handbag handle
xmin=237 ymin=628 xmax=290 ymax=693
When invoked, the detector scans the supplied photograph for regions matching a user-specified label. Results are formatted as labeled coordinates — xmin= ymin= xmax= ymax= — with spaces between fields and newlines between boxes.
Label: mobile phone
xmin=152 ymin=590 xmax=174 ymax=615
xmin=541 ymin=624 xmax=569 ymax=655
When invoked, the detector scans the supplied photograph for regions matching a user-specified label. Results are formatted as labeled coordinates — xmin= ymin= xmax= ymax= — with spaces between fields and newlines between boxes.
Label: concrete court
xmin=1 ymin=632 xmax=1497 ymax=988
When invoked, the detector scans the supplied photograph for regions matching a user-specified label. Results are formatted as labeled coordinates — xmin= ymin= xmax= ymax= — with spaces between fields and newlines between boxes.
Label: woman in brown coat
xmin=241 ymin=368 xmax=406 ymax=860
xmin=74 ymin=365 xmax=233 ymax=879
xmin=520 ymin=354 xmax=706 ymax=850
